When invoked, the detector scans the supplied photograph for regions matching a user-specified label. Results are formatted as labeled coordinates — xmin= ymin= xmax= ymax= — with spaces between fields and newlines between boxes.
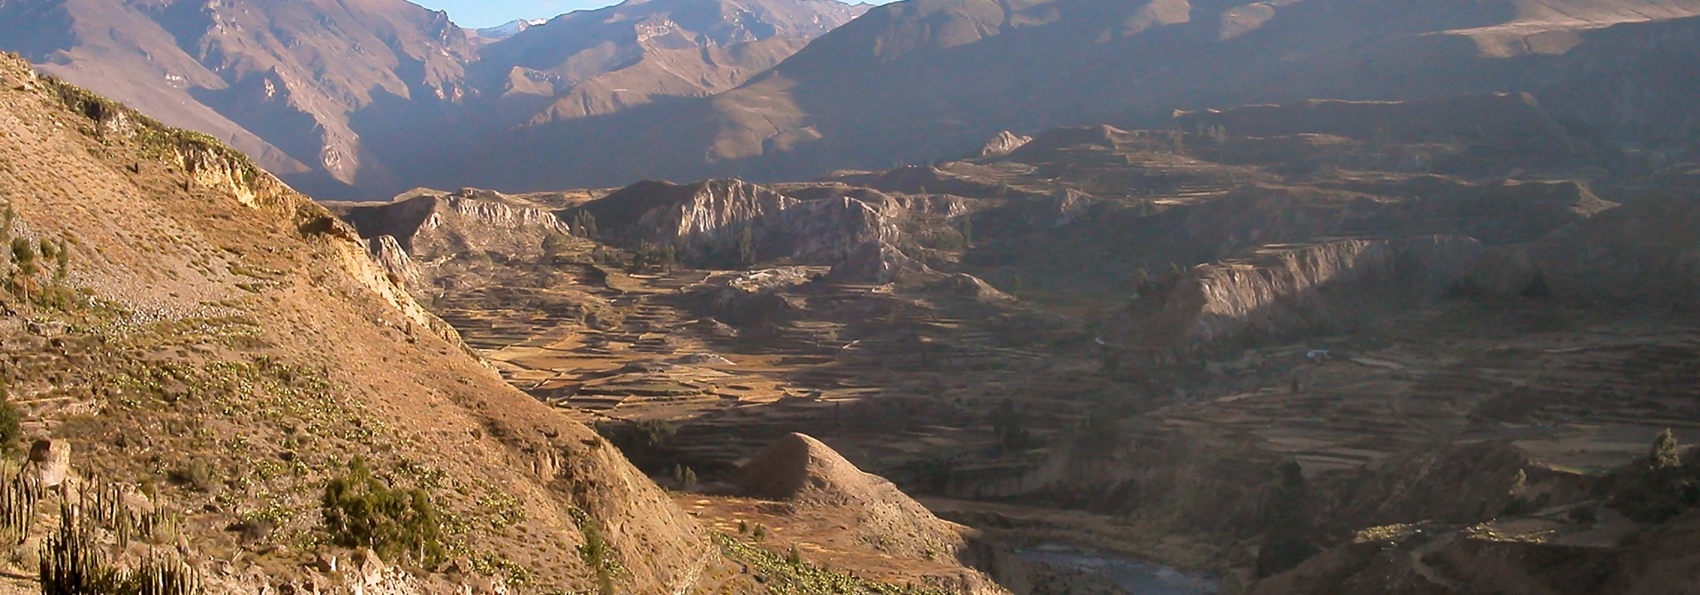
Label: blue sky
xmin=413 ymin=1 xmax=582 ymax=28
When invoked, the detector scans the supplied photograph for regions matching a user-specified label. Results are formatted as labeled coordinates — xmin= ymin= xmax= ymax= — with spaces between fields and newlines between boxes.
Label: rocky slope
xmin=330 ymin=188 xmax=575 ymax=294
xmin=0 ymin=51 xmax=715 ymax=593
xmin=1116 ymin=236 xmax=1490 ymax=355
xmin=1533 ymin=194 xmax=1700 ymax=306
xmin=735 ymin=433 xmax=976 ymax=561
xmin=576 ymin=178 xmax=954 ymax=281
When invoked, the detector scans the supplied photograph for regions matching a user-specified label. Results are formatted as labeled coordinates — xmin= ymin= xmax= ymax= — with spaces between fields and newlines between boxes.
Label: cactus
xmin=0 ymin=462 xmax=41 ymax=545
xmin=39 ymin=474 xmax=202 ymax=595
xmin=41 ymin=500 xmax=118 ymax=595
xmin=133 ymin=552 xmax=201 ymax=595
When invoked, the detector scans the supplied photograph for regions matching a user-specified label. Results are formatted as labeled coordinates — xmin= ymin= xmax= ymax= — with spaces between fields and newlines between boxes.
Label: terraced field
xmin=432 ymin=263 xmax=1103 ymax=478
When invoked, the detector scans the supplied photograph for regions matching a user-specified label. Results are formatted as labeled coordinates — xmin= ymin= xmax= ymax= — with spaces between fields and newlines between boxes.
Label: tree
xmin=736 ymin=226 xmax=755 ymax=266
xmin=321 ymin=458 xmax=445 ymax=565
xmin=1256 ymin=460 xmax=1316 ymax=577
xmin=38 ymin=240 xmax=58 ymax=283
xmin=52 ymin=238 xmax=69 ymax=283
xmin=1521 ymin=271 xmax=1552 ymax=299
xmin=1610 ymin=429 xmax=1697 ymax=523
xmin=542 ymin=233 xmax=574 ymax=264
xmin=0 ymin=386 xmax=19 ymax=454
xmin=661 ymin=243 xmax=678 ymax=272
xmin=573 ymin=210 xmax=599 ymax=238
xmin=990 ymin=397 xmax=1030 ymax=451
xmin=10 ymin=238 xmax=35 ymax=303
xmin=1651 ymin=428 xmax=1682 ymax=471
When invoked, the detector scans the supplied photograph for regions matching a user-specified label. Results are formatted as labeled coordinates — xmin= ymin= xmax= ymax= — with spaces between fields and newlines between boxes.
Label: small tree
xmin=0 ymin=387 xmax=19 ymax=455
xmin=737 ymin=227 xmax=755 ymax=266
xmin=573 ymin=211 xmax=598 ymax=238
xmin=1256 ymin=460 xmax=1316 ymax=577
xmin=990 ymin=397 xmax=1030 ymax=451
xmin=576 ymin=515 xmax=619 ymax=595
xmin=1651 ymin=428 xmax=1682 ymax=471
xmin=0 ymin=204 xmax=13 ymax=244
xmin=10 ymin=238 xmax=36 ymax=303
xmin=1611 ymin=429 xmax=1697 ymax=523
xmin=52 ymin=238 xmax=69 ymax=283
xmin=38 ymin=240 xmax=58 ymax=283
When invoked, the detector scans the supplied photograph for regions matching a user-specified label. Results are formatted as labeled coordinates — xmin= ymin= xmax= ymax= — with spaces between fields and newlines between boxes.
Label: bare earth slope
xmin=0 ymin=53 xmax=712 ymax=592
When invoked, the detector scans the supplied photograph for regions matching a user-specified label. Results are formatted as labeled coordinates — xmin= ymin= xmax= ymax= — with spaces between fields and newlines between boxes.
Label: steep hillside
xmin=0 ymin=52 xmax=715 ymax=592
xmin=0 ymin=0 xmax=477 ymax=196
xmin=726 ymin=433 xmax=1008 ymax=593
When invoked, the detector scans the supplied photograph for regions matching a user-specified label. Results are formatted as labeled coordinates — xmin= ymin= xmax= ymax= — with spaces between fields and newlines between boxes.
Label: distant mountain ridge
xmin=0 ymin=0 xmax=866 ymax=199
xmin=472 ymin=18 xmax=550 ymax=41
xmin=428 ymin=0 xmax=1700 ymax=191
xmin=3 ymin=0 xmax=1697 ymax=197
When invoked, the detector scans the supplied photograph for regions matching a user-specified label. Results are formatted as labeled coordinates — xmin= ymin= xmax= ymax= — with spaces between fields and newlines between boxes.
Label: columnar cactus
xmin=39 ymin=474 xmax=202 ymax=595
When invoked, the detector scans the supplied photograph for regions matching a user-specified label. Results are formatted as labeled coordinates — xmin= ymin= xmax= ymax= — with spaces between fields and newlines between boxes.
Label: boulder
xmin=28 ymin=439 xmax=70 ymax=488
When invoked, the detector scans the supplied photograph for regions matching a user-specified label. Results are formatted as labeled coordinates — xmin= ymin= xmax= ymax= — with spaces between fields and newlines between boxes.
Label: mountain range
xmin=0 ymin=0 xmax=866 ymax=199
xmin=6 ymin=0 xmax=1699 ymax=199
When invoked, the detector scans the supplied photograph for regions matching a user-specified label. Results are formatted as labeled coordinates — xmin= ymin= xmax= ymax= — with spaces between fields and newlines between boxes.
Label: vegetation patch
xmin=321 ymin=457 xmax=447 ymax=566
xmin=716 ymin=533 xmax=953 ymax=595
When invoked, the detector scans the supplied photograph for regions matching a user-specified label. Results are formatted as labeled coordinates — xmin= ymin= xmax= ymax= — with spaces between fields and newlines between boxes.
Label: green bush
xmin=321 ymin=458 xmax=445 ymax=565
xmin=0 ymin=388 xmax=20 ymax=454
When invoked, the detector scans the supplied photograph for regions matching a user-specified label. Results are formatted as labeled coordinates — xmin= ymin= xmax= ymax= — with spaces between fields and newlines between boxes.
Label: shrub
xmin=321 ymin=458 xmax=445 ymax=565
xmin=573 ymin=511 xmax=621 ymax=595
xmin=170 ymin=459 xmax=218 ymax=493
xmin=0 ymin=389 xmax=20 ymax=454
xmin=1568 ymin=505 xmax=1597 ymax=525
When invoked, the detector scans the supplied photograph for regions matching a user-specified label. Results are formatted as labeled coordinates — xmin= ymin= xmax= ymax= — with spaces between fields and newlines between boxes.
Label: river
xmin=1015 ymin=545 xmax=1220 ymax=594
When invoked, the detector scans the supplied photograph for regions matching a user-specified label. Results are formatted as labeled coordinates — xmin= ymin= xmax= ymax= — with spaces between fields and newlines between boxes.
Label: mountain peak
xmin=472 ymin=17 xmax=549 ymax=40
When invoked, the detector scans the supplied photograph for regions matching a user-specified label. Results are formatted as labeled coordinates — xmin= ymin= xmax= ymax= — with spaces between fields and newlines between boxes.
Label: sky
xmin=413 ymin=1 xmax=595 ymax=29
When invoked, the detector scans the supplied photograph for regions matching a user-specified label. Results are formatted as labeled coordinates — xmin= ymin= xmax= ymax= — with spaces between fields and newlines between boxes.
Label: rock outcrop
xmin=583 ymin=178 xmax=937 ymax=281
xmin=337 ymin=189 xmax=570 ymax=256
xmin=585 ymin=179 xmax=800 ymax=245
xmin=332 ymin=188 xmax=574 ymax=296
xmin=978 ymin=130 xmax=1033 ymax=157
xmin=1119 ymin=236 xmax=1487 ymax=354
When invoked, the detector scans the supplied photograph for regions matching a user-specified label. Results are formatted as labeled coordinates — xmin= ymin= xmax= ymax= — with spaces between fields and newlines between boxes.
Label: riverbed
xmin=1015 ymin=545 xmax=1220 ymax=594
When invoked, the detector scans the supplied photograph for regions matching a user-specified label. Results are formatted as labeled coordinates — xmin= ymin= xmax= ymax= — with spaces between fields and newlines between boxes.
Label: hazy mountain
xmin=431 ymin=0 xmax=1700 ymax=190
xmin=471 ymin=18 xmax=548 ymax=41
xmin=0 ymin=0 xmax=865 ymax=199
xmin=6 ymin=0 xmax=1696 ymax=198
xmin=472 ymin=0 xmax=869 ymax=126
